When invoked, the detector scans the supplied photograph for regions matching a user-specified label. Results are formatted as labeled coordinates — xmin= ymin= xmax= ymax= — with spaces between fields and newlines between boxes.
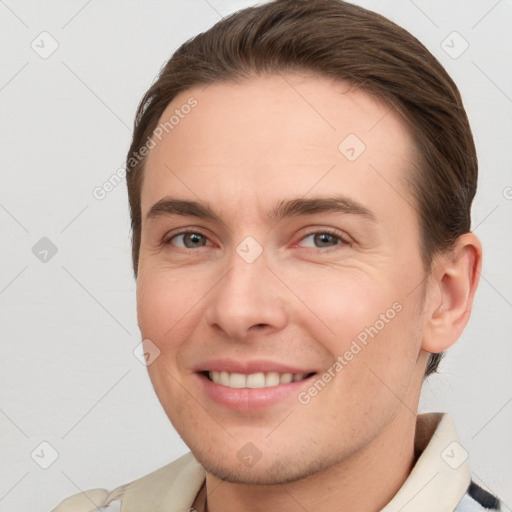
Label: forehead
xmin=141 ymin=73 xmax=416 ymax=223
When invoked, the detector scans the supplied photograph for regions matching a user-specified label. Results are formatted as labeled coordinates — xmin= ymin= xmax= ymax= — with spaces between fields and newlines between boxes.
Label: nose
xmin=204 ymin=248 xmax=288 ymax=342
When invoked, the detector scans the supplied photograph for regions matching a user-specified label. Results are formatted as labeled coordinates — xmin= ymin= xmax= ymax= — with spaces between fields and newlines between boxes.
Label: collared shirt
xmin=51 ymin=413 xmax=501 ymax=512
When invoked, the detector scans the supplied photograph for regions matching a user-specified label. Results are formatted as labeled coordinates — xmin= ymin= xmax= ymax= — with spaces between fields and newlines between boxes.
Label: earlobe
xmin=421 ymin=233 xmax=482 ymax=354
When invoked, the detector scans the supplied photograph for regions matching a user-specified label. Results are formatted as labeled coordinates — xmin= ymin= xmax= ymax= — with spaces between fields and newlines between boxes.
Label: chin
xmin=196 ymin=446 xmax=338 ymax=486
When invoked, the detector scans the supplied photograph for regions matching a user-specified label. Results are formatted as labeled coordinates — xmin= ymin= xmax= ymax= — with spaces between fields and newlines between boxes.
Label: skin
xmin=136 ymin=72 xmax=482 ymax=511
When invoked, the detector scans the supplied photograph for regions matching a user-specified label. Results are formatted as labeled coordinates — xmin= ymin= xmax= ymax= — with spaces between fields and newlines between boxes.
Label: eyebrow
xmin=145 ymin=195 xmax=376 ymax=224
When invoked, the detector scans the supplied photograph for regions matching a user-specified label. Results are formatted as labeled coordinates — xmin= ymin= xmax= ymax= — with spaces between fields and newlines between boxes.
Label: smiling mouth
xmin=201 ymin=370 xmax=317 ymax=389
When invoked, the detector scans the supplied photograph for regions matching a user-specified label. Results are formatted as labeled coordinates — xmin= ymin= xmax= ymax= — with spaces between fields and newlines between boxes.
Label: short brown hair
xmin=125 ymin=0 xmax=478 ymax=376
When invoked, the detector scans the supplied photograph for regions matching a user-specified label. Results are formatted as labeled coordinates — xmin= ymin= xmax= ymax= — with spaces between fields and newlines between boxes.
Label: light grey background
xmin=1 ymin=1 xmax=511 ymax=510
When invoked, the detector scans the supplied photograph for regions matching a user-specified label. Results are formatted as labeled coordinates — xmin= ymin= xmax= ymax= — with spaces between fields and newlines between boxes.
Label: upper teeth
xmin=208 ymin=371 xmax=308 ymax=388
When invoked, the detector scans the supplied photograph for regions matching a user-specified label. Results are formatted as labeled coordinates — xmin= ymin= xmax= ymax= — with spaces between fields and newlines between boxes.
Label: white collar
xmin=381 ymin=412 xmax=470 ymax=511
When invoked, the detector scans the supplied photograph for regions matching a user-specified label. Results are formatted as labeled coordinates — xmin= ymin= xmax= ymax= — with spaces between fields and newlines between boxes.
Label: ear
xmin=421 ymin=232 xmax=482 ymax=354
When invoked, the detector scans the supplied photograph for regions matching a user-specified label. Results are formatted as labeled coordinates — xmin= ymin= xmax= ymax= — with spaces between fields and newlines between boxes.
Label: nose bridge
xmin=205 ymin=242 xmax=287 ymax=339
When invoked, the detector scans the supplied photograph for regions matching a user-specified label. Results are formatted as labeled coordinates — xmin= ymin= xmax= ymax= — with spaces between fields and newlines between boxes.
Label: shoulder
xmin=51 ymin=452 xmax=205 ymax=512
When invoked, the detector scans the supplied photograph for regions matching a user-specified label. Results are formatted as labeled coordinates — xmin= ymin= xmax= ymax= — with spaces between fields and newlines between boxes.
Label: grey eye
xmin=301 ymin=233 xmax=341 ymax=248
xmin=172 ymin=232 xmax=208 ymax=248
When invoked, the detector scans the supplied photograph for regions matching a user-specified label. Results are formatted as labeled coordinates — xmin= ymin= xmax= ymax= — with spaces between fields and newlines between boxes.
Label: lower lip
xmin=196 ymin=372 xmax=317 ymax=412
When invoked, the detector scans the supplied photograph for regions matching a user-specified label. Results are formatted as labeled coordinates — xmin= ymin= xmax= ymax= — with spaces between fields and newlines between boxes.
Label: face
xmin=136 ymin=73 xmax=429 ymax=484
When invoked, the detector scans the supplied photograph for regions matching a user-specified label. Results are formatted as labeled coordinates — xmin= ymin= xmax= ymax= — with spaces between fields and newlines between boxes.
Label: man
xmin=53 ymin=0 xmax=502 ymax=510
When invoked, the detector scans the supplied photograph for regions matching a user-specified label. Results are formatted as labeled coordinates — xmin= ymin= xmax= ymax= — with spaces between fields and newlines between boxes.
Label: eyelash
xmin=162 ymin=227 xmax=351 ymax=251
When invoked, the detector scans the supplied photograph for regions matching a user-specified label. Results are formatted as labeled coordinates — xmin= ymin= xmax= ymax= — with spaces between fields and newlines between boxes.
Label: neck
xmin=203 ymin=407 xmax=419 ymax=512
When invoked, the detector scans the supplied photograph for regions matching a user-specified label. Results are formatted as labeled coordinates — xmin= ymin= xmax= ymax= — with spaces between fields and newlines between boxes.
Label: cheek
xmin=136 ymin=268 xmax=204 ymax=342
xmin=136 ymin=271 xmax=199 ymax=404
xmin=299 ymin=269 xmax=422 ymax=388
xmin=294 ymin=270 xmax=395 ymax=346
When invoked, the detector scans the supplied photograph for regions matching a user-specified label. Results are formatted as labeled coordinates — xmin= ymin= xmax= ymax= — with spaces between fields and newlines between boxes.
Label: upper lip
xmin=195 ymin=358 xmax=318 ymax=375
